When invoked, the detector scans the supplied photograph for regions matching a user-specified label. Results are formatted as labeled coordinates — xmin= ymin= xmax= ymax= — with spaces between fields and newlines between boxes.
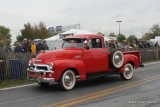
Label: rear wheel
xmin=120 ymin=63 xmax=134 ymax=80
xmin=59 ymin=70 xmax=76 ymax=90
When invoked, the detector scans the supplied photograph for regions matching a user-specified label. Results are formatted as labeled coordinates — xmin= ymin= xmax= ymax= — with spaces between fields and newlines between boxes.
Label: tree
xmin=141 ymin=24 xmax=160 ymax=40
xmin=0 ymin=25 xmax=12 ymax=46
xmin=127 ymin=35 xmax=137 ymax=42
xmin=17 ymin=22 xmax=51 ymax=41
xmin=117 ymin=34 xmax=126 ymax=43
xmin=141 ymin=33 xmax=154 ymax=40
xmin=97 ymin=32 xmax=105 ymax=36
xmin=34 ymin=22 xmax=50 ymax=39
xmin=108 ymin=33 xmax=117 ymax=37
xmin=150 ymin=24 xmax=160 ymax=36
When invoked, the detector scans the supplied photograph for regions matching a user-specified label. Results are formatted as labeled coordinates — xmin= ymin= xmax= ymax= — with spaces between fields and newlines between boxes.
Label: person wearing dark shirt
xmin=43 ymin=40 xmax=49 ymax=50
xmin=22 ymin=38 xmax=29 ymax=52
xmin=37 ymin=40 xmax=43 ymax=52
xmin=155 ymin=41 xmax=159 ymax=47
xmin=0 ymin=40 xmax=8 ymax=81
xmin=14 ymin=42 xmax=22 ymax=53
xmin=92 ymin=39 xmax=100 ymax=48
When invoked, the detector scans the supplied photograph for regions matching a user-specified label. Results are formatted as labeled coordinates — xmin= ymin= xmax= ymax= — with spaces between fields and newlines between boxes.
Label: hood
xmin=35 ymin=48 xmax=83 ymax=63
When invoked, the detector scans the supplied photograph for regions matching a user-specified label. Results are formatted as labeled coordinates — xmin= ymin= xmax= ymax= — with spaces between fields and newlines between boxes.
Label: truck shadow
xmin=31 ymin=75 xmax=126 ymax=93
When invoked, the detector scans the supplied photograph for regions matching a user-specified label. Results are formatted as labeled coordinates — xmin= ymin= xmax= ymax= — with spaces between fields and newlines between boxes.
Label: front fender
xmin=53 ymin=60 xmax=86 ymax=81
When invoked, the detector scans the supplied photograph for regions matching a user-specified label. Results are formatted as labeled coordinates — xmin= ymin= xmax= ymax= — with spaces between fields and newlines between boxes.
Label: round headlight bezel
xmin=28 ymin=60 xmax=32 ymax=66
xmin=49 ymin=62 xmax=54 ymax=70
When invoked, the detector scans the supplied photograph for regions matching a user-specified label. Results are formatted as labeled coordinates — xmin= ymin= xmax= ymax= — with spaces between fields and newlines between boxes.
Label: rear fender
xmin=118 ymin=54 xmax=140 ymax=73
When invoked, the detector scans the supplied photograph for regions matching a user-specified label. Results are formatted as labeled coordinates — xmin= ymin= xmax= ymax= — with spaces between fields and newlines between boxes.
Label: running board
xmin=87 ymin=71 xmax=115 ymax=79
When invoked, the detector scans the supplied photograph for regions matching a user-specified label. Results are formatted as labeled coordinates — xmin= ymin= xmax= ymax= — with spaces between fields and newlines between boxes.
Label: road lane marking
xmin=43 ymin=74 xmax=160 ymax=107
xmin=55 ymin=76 xmax=160 ymax=107
xmin=0 ymin=83 xmax=37 ymax=91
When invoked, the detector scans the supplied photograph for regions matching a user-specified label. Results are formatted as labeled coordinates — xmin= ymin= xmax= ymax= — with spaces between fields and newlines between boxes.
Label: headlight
xmin=49 ymin=62 xmax=54 ymax=69
xmin=28 ymin=60 xmax=31 ymax=66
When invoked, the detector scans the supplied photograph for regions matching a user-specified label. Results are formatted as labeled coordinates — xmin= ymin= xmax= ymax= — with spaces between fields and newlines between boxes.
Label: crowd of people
xmin=14 ymin=38 xmax=49 ymax=55
xmin=105 ymin=39 xmax=159 ymax=50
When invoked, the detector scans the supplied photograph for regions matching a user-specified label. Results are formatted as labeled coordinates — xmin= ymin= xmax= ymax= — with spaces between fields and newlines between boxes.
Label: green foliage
xmin=127 ymin=35 xmax=137 ymax=42
xmin=142 ymin=24 xmax=160 ymax=40
xmin=150 ymin=24 xmax=160 ymax=36
xmin=0 ymin=25 xmax=12 ymax=46
xmin=108 ymin=33 xmax=117 ymax=37
xmin=97 ymin=32 xmax=105 ymax=36
xmin=117 ymin=34 xmax=126 ymax=42
xmin=17 ymin=22 xmax=50 ymax=41
xmin=142 ymin=33 xmax=154 ymax=40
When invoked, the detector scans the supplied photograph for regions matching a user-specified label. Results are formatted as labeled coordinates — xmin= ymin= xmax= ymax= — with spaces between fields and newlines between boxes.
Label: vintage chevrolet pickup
xmin=27 ymin=34 xmax=144 ymax=90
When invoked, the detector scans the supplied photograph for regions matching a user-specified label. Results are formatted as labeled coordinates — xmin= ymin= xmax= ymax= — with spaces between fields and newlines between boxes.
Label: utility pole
xmin=117 ymin=21 xmax=122 ymax=35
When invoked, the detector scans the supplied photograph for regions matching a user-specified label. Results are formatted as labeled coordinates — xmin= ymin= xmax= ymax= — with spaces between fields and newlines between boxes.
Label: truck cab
xmin=28 ymin=34 xmax=143 ymax=90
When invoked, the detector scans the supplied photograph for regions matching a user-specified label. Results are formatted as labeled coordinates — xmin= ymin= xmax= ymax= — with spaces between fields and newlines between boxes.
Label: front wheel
xmin=120 ymin=63 xmax=134 ymax=80
xmin=59 ymin=70 xmax=76 ymax=90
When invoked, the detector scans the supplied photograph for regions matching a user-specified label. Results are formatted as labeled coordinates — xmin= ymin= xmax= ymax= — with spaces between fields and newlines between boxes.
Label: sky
xmin=0 ymin=0 xmax=160 ymax=43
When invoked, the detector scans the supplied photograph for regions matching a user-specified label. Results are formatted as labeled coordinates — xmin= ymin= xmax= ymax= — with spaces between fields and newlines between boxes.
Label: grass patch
xmin=0 ymin=78 xmax=36 ymax=88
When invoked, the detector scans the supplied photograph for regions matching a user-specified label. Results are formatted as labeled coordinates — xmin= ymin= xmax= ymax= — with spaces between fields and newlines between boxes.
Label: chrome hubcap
xmin=64 ymin=73 xmax=73 ymax=87
xmin=125 ymin=66 xmax=132 ymax=77
xmin=114 ymin=54 xmax=122 ymax=65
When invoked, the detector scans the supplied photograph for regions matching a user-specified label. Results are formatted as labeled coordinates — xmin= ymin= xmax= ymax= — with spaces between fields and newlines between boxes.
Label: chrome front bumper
xmin=28 ymin=76 xmax=55 ymax=84
xmin=27 ymin=64 xmax=55 ymax=84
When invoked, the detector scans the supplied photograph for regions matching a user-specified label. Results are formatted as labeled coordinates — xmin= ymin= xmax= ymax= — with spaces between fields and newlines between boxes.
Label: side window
xmin=89 ymin=38 xmax=102 ymax=49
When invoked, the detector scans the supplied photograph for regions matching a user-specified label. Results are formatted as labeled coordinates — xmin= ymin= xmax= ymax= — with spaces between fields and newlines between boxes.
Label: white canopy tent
xmin=150 ymin=36 xmax=160 ymax=45
xmin=104 ymin=36 xmax=117 ymax=42
xmin=45 ymin=34 xmax=59 ymax=41
xmin=45 ymin=29 xmax=95 ymax=50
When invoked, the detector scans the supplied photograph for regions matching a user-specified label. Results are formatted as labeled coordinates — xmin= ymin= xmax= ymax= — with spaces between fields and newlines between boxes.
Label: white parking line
xmin=0 ymin=83 xmax=37 ymax=91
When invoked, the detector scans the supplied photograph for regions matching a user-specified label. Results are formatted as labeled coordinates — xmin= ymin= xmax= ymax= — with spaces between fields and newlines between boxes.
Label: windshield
xmin=62 ymin=38 xmax=86 ymax=48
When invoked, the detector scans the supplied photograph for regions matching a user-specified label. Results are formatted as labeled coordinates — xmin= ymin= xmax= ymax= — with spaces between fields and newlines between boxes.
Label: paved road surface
xmin=0 ymin=62 xmax=160 ymax=107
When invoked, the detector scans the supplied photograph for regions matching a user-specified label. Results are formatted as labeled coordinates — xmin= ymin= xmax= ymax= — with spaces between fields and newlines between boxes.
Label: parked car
xmin=27 ymin=34 xmax=144 ymax=90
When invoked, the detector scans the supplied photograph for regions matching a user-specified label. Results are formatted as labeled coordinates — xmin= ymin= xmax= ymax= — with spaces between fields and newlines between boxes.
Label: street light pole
xmin=117 ymin=21 xmax=122 ymax=35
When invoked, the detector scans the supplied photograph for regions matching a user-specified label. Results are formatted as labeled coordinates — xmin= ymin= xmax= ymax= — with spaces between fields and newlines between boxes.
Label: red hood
xmin=35 ymin=48 xmax=83 ymax=63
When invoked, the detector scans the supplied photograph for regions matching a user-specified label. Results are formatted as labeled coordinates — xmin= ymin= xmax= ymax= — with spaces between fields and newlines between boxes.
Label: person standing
xmin=30 ymin=40 xmax=37 ymax=56
xmin=22 ymin=38 xmax=29 ymax=53
xmin=0 ymin=40 xmax=8 ymax=81
xmin=14 ymin=42 xmax=22 ymax=53
xmin=37 ymin=40 xmax=43 ymax=52
xmin=43 ymin=40 xmax=49 ymax=50
xmin=105 ymin=41 xmax=109 ymax=48
xmin=155 ymin=41 xmax=159 ymax=60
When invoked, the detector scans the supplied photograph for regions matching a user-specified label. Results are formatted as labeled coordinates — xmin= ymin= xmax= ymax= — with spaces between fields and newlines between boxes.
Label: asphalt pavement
xmin=0 ymin=62 xmax=160 ymax=107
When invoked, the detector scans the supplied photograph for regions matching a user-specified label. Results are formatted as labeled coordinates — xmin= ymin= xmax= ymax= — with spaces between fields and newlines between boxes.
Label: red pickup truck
xmin=27 ymin=34 xmax=144 ymax=90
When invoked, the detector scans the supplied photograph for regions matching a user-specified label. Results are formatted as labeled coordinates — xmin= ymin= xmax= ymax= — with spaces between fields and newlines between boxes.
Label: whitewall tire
xmin=59 ymin=70 xmax=76 ymax=90
xmin=120 ymin=63 xmax=134 ymax=80
xmin=110 ymin=51 xmax=124 ymax=68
